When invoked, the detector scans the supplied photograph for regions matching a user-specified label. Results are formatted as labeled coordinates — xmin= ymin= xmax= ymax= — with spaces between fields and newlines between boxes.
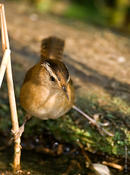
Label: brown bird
xmin=18 ymin=36 xmax=112 ymax=138
xmin=20 ymin=36 xmax=75 ymax=126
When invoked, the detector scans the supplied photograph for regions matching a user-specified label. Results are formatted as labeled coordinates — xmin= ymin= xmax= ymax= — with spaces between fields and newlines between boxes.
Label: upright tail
xmin=41 ymin=36 xmax=65 ymax=60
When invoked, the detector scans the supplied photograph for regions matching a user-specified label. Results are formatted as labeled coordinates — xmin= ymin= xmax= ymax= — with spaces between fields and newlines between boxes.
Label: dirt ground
xmin=0 ymin=1 xmax=130 ymax=174
xmin=5 ymin=1 xmax=130 ymax=104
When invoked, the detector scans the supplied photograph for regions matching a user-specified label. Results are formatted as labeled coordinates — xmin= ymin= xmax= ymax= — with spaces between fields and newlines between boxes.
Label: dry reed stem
xmin=0 ymin=49 xmax=10 ymax=87
xmin=102 ymin=161 xmax=124 ymax=171
xmin=0 ymin=4 xmax=21 ymax=172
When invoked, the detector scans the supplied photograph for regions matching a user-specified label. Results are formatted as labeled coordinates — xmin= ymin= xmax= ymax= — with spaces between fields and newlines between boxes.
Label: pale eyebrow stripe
xmin=41 ymin=63 xmax=59 ymax=82
xmin=67 ymin=75 xmax=70 ymax=83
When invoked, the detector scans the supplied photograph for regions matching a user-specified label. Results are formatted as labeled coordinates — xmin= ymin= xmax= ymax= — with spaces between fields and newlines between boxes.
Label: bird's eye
xmin=50 ymin=76 xmax=55 ymax=82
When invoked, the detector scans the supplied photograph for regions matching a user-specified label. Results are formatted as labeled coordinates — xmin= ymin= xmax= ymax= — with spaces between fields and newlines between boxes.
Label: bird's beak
xmin=62 ymin=85 xmax=69 ymax=100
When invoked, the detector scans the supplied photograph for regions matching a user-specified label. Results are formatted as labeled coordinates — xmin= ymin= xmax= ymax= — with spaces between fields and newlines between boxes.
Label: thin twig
xmin=72 ymin=105 xmax=113 ymax=136
xmin=102 ymin=161 xmax=124 ymax=171
xmin=0 ymin=4 xmax=21 ymax=172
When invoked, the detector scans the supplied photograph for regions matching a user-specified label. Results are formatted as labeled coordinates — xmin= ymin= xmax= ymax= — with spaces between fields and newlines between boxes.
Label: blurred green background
xmin=11 ymin=0 xmax=130 ymax=34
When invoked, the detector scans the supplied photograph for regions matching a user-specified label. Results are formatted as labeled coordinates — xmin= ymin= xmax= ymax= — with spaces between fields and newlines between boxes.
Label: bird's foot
xmin=9 ymin=114 xmax=31 ymax=144
xmin=73 ymin=105 xmax=114 ymax=137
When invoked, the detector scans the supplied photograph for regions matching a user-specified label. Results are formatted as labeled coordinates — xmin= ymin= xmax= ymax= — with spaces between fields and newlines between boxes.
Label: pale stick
xmin=0 ymin=4 xmax=21 ymax=172
xmin=0 ymin=49 xmax=10 ymax=87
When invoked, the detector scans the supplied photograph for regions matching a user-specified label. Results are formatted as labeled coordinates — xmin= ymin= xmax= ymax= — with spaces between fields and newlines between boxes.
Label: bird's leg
xmin=12 ymin=114 xmax=31 ymax=140
xmin=72 ymin=105 xmax=113 ymax=136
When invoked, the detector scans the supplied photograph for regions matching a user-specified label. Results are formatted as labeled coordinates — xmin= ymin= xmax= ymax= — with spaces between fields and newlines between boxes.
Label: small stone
xmin=30 ymin=14 xmax=38 ymax=21
xmin=65 ymin=146 xmax=70 ymax=152
xmin=35 ymin=138 xmax=39 ymax=143
xmin=117 ymin=56 xmax=125 ymax=63
xmin=53 ymin=142 xmax=59 ymax=149
xmin=93 ymin=163 xmax=111 ymax=175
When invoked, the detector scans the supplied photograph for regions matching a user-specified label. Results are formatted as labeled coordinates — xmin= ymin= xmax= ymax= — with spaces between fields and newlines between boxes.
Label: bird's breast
xmin=20 ymin=82 xmax=74 ymax=120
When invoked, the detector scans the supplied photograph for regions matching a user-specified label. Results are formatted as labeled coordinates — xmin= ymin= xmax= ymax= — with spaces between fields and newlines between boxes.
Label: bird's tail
xmin=41 ymin=36 xmax=65 ymax=60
